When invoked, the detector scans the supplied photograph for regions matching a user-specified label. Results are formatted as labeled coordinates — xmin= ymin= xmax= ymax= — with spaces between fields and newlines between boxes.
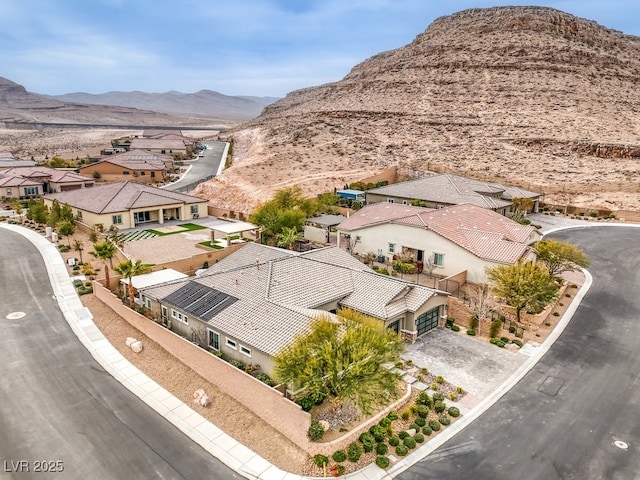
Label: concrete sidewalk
xmin=1 ymin=222 xmax=593 ymax=480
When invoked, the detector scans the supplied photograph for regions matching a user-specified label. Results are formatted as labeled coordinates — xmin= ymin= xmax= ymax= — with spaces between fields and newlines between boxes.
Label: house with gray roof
xmin=365 ymin=173 xmax=542 ymax=215
xmin=337 ymin=202 xmax=540 ymax=284
xmin=140 ymin=242 xmax=448 ymax=377
xmin=43 ymin=181 xmax=208 ymax=229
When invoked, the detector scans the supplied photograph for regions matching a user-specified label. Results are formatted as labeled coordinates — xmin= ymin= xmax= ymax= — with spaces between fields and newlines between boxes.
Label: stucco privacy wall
xmin=93 ymin=281 xmax=313 ymax=449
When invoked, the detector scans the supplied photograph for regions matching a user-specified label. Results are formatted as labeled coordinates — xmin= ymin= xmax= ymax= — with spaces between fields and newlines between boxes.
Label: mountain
xmin=48 ymin=90 xmax=278 ymax=120
xmin=200 ymin=6 xmax=640 ymax=214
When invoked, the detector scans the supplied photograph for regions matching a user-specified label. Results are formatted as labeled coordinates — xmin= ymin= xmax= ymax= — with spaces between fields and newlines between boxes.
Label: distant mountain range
xmin=46 ymin=90 xmax=279 ymax=120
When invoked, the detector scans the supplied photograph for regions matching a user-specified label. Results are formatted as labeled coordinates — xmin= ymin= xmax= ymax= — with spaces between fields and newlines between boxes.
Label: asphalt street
xmin=164 ymin=142 xmax=225 ymax=193
xmin=0 ymin=228 xmax=239 ymax=480
xmin=398 ymin=225 xmax=640 ymax=480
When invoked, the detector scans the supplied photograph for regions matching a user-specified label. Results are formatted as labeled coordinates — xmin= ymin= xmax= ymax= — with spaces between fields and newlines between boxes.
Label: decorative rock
xmin=125 ymin=337 xmax=137 ymax=347
xmin=125 ymin=337 xmax=143 ymax=353
xmin=406 ymin=428 xmax=417 ymax=436
xmin=319 ymin=420 xmax=330 ymax=431
xmin=193 ymin=388 xmax=212 ymax=407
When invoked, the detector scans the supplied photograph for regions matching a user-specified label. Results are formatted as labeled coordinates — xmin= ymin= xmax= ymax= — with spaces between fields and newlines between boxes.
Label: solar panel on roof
xmin=162 ymin=282 xmax=238 ymax=320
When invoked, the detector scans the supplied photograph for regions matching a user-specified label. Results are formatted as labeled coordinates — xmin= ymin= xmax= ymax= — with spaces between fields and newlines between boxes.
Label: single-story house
xmin=129 ymin=138 xmax=189 ymax=157
xmin=120 ymin=268 xmax=188 ymax=305
xmin=336 ymin=202 xmax=540 ymax=284
xmin=139 ymin=242 xmax=449 ymax=377
xmin=43 ymin=181 xmax=209 ymax=229
xmin=365 ymin=173 xmax=542 ymax=215
xmin=78 ymin=149 xmax=174 ymax=183
xmin=0 ymin=175 xmax=42 ymax=199
xmin=0 ymin=166 xmax=94 ymax=197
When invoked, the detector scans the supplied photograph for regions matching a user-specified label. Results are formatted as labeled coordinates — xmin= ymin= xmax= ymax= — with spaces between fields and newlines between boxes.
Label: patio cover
xmin=306 ymin=214 xmax=346 ymax=227
xmin=120 ymin=268 xmax=188 ymax=289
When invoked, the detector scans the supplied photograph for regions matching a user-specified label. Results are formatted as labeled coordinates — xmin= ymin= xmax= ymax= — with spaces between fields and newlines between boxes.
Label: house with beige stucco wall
xmin=336 ymin=202 xmax=540 ymax=284
xmin=78 ymin=149 xmax=174 ymax=184
xmin=43 ymin=181 xmax=208 ymax=230
xmin=139 ymin=243 xmax=449 ymax=377
xmin=0 ymin=166 xmax=94 ymax=199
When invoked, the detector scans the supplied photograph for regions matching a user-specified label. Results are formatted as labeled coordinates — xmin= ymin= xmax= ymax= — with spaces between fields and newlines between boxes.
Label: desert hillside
xmin=199 ymin=6 xmax=640 ymax=213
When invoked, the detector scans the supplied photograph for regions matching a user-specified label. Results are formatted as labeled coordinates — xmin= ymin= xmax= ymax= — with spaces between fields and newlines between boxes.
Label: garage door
xmin=416 ymin=307 xmax=440 ymax=336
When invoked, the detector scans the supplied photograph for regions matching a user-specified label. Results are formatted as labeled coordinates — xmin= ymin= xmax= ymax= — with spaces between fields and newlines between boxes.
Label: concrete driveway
xmin=403 ymin=329 xmax=528 ymax=409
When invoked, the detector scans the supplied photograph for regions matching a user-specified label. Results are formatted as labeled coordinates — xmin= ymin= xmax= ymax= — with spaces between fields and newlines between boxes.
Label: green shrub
xmin=369 ymin=425 xmax=387 ymax=442
xmin=430 ymin=382 xmax=439 ymax=391
xmin=376 ymin=442 xmax=388 ymax=455
xmin=420 ymin=367 xmax=429 ymax=375
xmin=416 ymin=391 xmax=432 ymax=407
xmin=451 ymin=324 xmax=460 ymax=332
xmin=439 ymin=415 xmax=451 ymax=426
xmin=448 ymin=407 xmax=461 ymax=417
xmin=500 ymin=337 xmax=509 ymax=343
xmin=415 ymin=417 xmax=426 ymax=427
xmin=386 ymin=411 xmax=399 ymax=421
xmin=376 ymin=456 xmax=390 ymax=469
xmin=496 ymin=341 xmax=506 ymax=348
xmin=395 ymin=445 xmax=409 ymax=456
xmin=403 ymin=437 xmax=417 ymax=449
xmin=429 ymin=420 xmax=441 ymax=431
xmin=58 ymin=245 xmax=70 ymax=252
xmin=509 ymin=325 xmax=516 ymax=333
xmin=73 ymin=279 xmax=83 ymax=287
xmin=256 ymin=373 xmax=276 ymax=386
xmin=436 ymin=375 xmax=445 ymax=384
xmin=553 ymin=311 xmax=560 ymax=316
xmin=469 ymin=313 xmax=479 ymax=331
xmin=432 ymin=392 xmax=445 ymax=402
xmin=332 ymin=450 xmax=346 ymax=463
xmin=379 ymin=417 xmax=392 ymax=428
xmin=308 ymin=420 xmax=325 ymax=441
xmin=330 ymin=464 xmax=345 ymax=476
xmin=359 ymin=433 xmax=375 ymax=452
xmin=445 ymin=317 xmax=454 ymax=328
xmin=401 ymin=410 xmax=411 ymax=421
xmin=347 ymin=442 xmax=363 ymax=462
xmin=422 ymin=426 xmax=432 ymax=436
xmin=434 ymin=401 xmax=446 ymax=413
xmin=417 ymin=405 xmax=429 ymax=418
xmin=313 ymin=454 xmax=329 ymax=467
xmin=394 ymin=361 xmax=404 ymax=369
xmin=466 ymin=329 xmax=476 ymax=336
xmin=489 ymin=337 xmax=498 ymax=344
xmin=489 ymin=318 xmax=502 ymax=338
xmin=512 ymin=339 xmax=523 ymax=347
xmin=414 ymin=433 xmax=425 ymax=443
xmin=409 ymin=423 xmax=420 ymax=432
xmin=398 ymin=431 xmax=409 ymax=440
xmin=389 ymin=436 xmax=400 ymax=447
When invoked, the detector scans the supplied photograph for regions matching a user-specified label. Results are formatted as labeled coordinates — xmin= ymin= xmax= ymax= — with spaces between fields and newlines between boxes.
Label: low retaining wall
xmin=93 ymin=282 xmax=313 ymax=449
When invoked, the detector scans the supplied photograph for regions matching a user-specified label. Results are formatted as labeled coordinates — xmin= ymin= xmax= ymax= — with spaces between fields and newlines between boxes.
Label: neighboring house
xmin=0 ymin=151 xmax=36 ymax=168
xmin=129 ymin=138 xmax=189 ymax=157
xmin=0 ymin=175 xmax=42 ymax=199
xmin=43 ymin=181 xmax=209 ymax=229
xmin=148 ymin=133 xmax=196 ymax=150
xmin=365 ymin=173 xmax=542 ymax=215
xmin=0 ymin=166 xmax=94 ymax=197
xmin=139 ymin=243 xmax=449 ymax=377
xmin=336 ymin=202 xmax=540 ymax=284
xmin=78 ymin=149 xmax=174 ymax=184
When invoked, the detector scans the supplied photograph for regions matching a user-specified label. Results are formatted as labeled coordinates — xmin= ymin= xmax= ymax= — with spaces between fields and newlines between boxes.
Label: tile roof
xmin=0 ymin=175 xmax=41 ymax=187
xmin=81 ymin=149 xmax=171 ymax=171
xmin=338 ymin=202 xmax=536 ymax=264
xmin=142 ymin=243 xmax=444 ymax=356
xmin=366 ymin=173 xmax=540 ymax=209
xmin=130 ymin=138 xmax=187 ymax=150
xmin=44 ymin=181 xmax=206 ymax=214
xmin=1 ymin=166 xmax=93 ymax=184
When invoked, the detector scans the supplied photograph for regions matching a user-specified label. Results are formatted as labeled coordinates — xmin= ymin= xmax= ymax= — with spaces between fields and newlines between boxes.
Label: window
xmin=387 ymin=198 xmax=395 ymax=203
xmin=161 ymin=306 xmax=167 ymax=321
xmin=434 ymin=253 xmax=444 ymax=267
xmin=123 ymin=170 xmax=130 ymax=175
xmin=150 ymin=171 xmax=155 ymax=178
xmin=24 ymin=186 xmax=39 ymax=196
xmin=6 ymin=188 xmax=11 ymax=195
xmin=208 ymin=330 xmax=220 ymax=350
xmin=112 ymin=214 xmax=122 ymax=225
xmin=140 ymin=171 xmax=146 ymax=176
xmin=402 ymin=200 xmax=408 ymax=205
xmin=190 ymin=205 xmax=198 ymax=214
xmin=171 ymin=309 xmax=188 ymax=324
xmin=388 ymin=243 xmax=395 ymax=253
xmin=225 ymin=338 xmax=237 ymax=349
xmin=240 ymin=345 xmax=252 ymax=357
xmin=387 ymin=320 xmax=400 ymax=334
xmin=143 ymin=296 xmax=151 ymax=308
xmin=76 ymin=211 xmax=83 ymax=220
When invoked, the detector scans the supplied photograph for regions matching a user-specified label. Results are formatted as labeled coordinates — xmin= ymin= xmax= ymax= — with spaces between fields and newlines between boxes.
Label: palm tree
xmin=73 ymin=239 xmax=84 ymax=264
xmin=89 ymin=241 xmax=117 ymax=289
xmin=276 ymin=226 xmax=302 ymax=250
xmin=114 ymin=259 xmax=153 ymax=308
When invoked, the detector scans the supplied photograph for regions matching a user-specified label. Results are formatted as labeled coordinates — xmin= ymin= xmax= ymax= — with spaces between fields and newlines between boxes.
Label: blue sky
xmin=1 ymin=1 xmax=638 ymax=98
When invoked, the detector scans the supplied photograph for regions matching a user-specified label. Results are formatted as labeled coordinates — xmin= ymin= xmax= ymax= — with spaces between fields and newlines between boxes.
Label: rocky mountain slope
xmin=48 ymin=90 xmax=277 ymax=120
xmin=200 ymin=6 xmax=640 ymax=213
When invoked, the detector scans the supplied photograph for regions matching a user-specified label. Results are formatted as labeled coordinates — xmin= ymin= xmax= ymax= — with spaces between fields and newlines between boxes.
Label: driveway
xmin=403 ymin=329 xmax=528 ymax=409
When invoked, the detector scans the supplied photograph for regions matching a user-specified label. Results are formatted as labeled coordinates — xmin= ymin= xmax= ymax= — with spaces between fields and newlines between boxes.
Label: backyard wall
xmin=93 ymin=282 xmax=313 ymax=449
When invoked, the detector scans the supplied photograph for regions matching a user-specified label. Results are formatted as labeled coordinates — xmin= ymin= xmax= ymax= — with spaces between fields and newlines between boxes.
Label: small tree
xmin=11 ymin=200 xmax=23 ymax=223
xmin=274 ymin=308 xmax=404 ymax=414
xmin=361 ymin=252 xmax=376 ymax=266
xmin=535 ymin=240 xmax=590 ymax=277
xmin=57 ymin=220 xmax=76 ymax=247
xmin=73 ymin=239 xmax=85 ymax=263
xmin=486 ymin=261 xmax=560 ymax=325
xmin=468 ymin=283 xmax=492 ymax=336
xmin=114 ymin=259 xmax=153 ymax=308
xmin=276 ymin=226 xmax=302 ymax=250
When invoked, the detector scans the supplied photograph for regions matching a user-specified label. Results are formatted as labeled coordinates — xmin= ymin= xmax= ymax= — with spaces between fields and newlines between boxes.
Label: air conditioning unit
xmin=377 ymin=255 xmax=386 ymax=263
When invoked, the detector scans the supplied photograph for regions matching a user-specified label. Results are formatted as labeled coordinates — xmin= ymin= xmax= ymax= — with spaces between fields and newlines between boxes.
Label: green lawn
xmin=145 ymin=223 xmax=207 ymax=236
xmin=199 ymin=241 xmax=224 ymax=250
